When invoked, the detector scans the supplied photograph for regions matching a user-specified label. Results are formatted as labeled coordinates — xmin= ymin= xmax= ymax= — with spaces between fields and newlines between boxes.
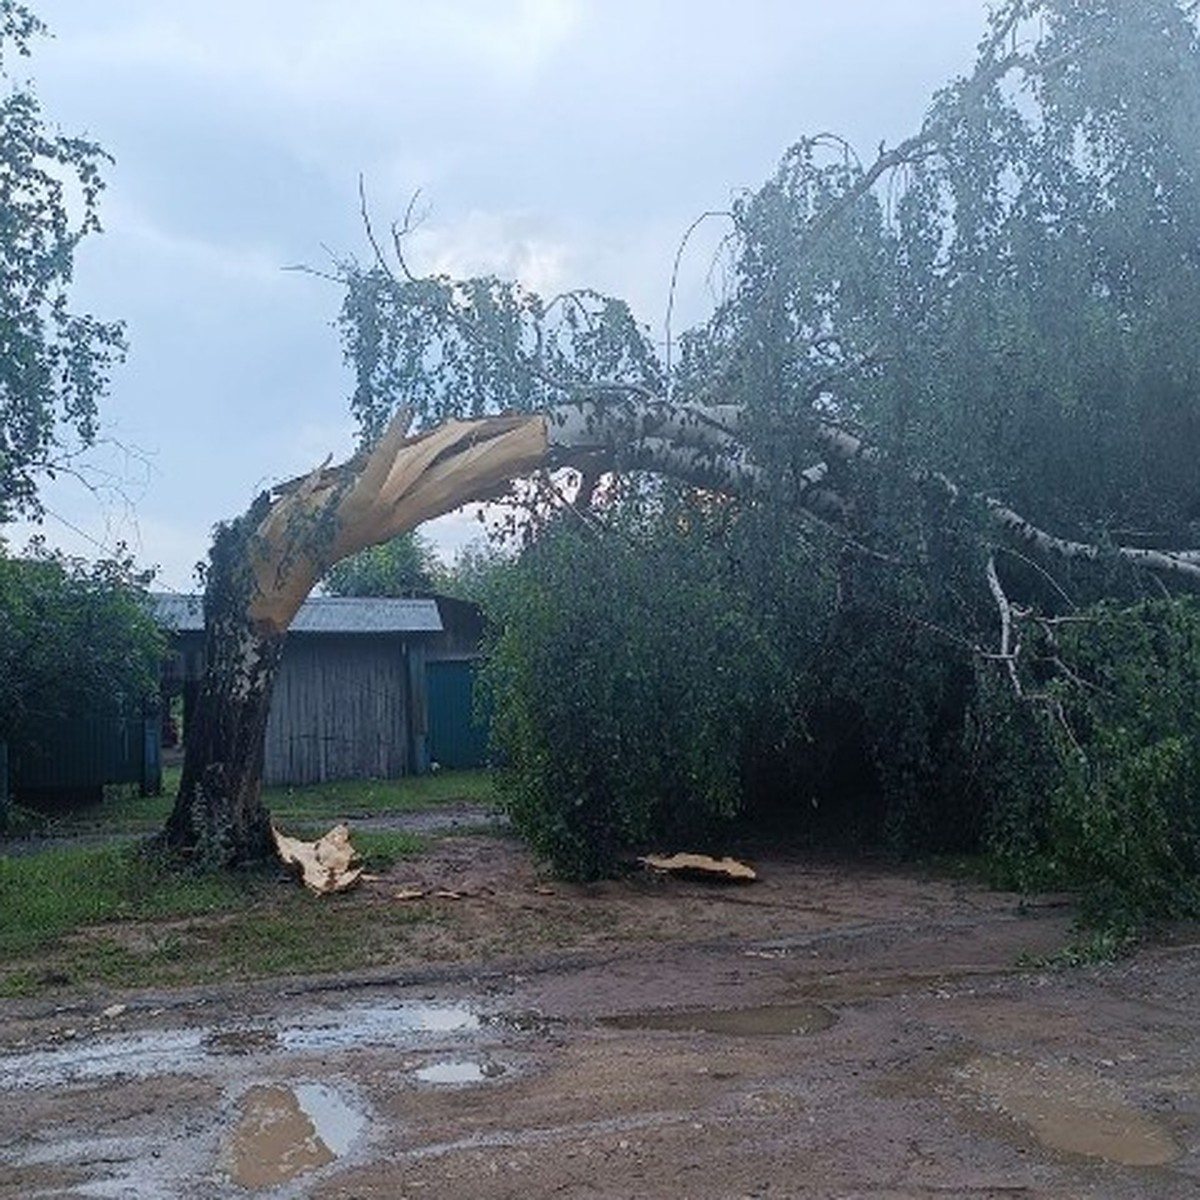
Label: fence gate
xmin=7 ymin=710 xmax=161 ymax=805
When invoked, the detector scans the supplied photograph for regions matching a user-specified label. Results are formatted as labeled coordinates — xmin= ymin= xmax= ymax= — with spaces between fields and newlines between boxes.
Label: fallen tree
xmin=162 ymin=398 xmax=822 ymax=861
xmin=163 ymin=393 xmax=1200 ymax=864
xmin=164 ymin=0 xmax=1200 ymax=872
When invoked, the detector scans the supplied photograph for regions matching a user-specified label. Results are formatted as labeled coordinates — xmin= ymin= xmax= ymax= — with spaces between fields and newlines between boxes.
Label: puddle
xmin=0 ymin=1000 xmax=483 ymax=1089
xmin=279 ymin=1001 xmax=479 ymax=1052
xmin=416 ymin=1058 xmax=507 ymax=1084
xmin=955 ymin=1055 xmax=1181 ymax=1166
xmin=0 ymin=1028 xmax=206 ymax=1089
xmin=224 ymin=1082 xmax=366 ymax=1189
xmin=601 ymin=1002 xmax=837 ymax=1037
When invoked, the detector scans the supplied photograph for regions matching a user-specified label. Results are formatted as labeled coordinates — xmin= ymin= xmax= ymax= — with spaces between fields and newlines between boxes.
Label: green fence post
xmin=0 ymin=740 xmax=8 ymax=833
xmin=141 ymin=714 xmax=162 ymax=797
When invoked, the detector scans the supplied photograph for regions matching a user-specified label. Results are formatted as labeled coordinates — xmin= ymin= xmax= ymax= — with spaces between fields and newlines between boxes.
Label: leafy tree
xmin=322 ymin=530 xmax=439 ymax=596
xmin=482 ymin=513 xmax=800 ymax=878
xmin=435 ymin=539 xmax=514 ymax=605
xmin=0 ymin=1 xmax=125 ymax=519
xmin=477 ymin=0 xmax=1200 ymax=899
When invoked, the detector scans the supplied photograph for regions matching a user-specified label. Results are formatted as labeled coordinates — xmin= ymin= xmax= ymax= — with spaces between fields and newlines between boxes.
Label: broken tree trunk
xmin=163 ymin=495 xmax=287 ymax=862
xmin=163 ymin=402 xmax=777 ymax=864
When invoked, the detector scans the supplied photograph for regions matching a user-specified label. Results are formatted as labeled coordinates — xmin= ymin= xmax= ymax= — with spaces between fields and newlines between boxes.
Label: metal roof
xmin=152 ymin=593 xmax=444 ymax=635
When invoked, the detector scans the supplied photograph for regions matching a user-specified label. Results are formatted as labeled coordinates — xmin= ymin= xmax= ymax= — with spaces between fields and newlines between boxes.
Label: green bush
xmin=0 ymin=548 xmax=163 ymax=823
xmin=986 ymin=599 xmax=1200 ymax=931
xmin=481 ymin=517 xmax=789 ymax=879
xmin=480 ymin=504 xmax=1200 ymax=937
xmin=480 ymin=505 xmax=998 ymax=873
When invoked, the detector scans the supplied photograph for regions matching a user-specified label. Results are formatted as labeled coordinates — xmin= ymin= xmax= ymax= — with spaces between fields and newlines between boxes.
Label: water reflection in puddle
xmin=955 ymin=1055 xmax=1180 ymax=1166
xmin=416 ymin=1059 xmax=507 ymax=1084
xmin=0 ymin=1001 xmax=482 ymax=1089
xmin=601 ymin=1002 xmax=837 ymax=1037
xmin=224 ymin=1082 xmax=366 ymax=1189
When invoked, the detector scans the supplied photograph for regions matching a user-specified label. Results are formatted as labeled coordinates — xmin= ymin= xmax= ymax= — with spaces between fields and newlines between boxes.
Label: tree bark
xmin=811 ymin=420 xmax=1200 ymax=587
xmin=163 ymin=497 xmax=285 ymax=862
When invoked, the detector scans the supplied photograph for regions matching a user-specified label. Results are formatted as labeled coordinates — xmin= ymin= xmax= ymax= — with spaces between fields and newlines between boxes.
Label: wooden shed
xmin=155 ymin=594 xmax=486 ymax=786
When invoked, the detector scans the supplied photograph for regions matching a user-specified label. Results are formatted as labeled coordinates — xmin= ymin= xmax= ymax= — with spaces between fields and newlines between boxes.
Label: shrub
xmin=481 ymin=517 xmax=788 ymax=879
xmin=986 ymin=599 xmax=1200 ymax=931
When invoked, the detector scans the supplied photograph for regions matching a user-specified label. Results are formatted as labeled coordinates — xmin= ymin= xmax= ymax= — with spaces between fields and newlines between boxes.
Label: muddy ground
xmin=2 ymin=832 xmax=1199 ymax=1198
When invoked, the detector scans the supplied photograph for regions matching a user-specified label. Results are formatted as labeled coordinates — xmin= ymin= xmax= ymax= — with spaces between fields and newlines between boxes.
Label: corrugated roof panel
xmin=151 ymin=593 xmax=443 ymax=634
xmin=152 ymin=593 xmax=204 ymax=632
xmin=293 ymin=596 xmax=443 ymax=634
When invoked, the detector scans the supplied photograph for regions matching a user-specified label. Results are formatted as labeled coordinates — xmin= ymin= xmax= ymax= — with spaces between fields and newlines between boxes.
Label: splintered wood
xmin=638 ymin=853 xmax=758 ymax=883
xmin=247 ymin=411 xmax=550 ymax=633
xmin=272 ymin=824 xmax=364 ymax=894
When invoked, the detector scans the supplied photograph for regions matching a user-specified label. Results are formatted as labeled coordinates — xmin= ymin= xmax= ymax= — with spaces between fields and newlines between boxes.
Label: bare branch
xmin=390 ymin=189 xmax=427 ymax=283
xmin=664 ymin=209 xmax=733 ymax=390
xmin=358 ymin=174 xmax=395 ymax=282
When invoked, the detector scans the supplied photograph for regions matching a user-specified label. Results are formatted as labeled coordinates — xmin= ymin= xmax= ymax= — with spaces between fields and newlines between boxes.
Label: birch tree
xmin=164 ymin=0 xmax=1200 ymax=866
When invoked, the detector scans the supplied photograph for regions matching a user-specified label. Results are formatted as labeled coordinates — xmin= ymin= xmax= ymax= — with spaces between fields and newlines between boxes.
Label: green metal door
xmin=425 ymin=660 xmax=489 ymax=769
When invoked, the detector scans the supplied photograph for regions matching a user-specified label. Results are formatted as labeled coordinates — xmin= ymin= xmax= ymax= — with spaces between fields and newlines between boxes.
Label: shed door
xmin=426 ymin=660 xmax=489 ymax=769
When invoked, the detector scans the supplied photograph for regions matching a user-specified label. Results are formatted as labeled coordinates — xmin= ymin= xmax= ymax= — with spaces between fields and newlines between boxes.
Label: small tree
xmin=0 ymin=543 xmax=162 ymax=816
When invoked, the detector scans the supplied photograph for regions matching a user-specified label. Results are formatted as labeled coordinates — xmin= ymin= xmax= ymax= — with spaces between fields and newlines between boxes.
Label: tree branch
xmin=985 ymin=553 xmax=1024 ymax=696
xmin=812 ymin=420 xmax=1200 ymax=589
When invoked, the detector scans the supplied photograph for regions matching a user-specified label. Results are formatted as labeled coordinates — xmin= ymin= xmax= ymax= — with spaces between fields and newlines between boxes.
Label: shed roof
xmin=152 ymin=593 xmax=444 ymax=635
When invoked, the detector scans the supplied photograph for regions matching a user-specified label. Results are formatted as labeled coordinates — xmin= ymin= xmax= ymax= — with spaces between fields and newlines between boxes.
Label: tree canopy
xmin=336 ymin=1 xmax=1200 ymax=566
xmin=0 ymin=1 xmax=125 ymax=520
xmin=321 ymin=530 xmax=440 ymax=597
xmin=315 ymin=0 xmax=1200 ymax=927
xmin=161 ymin=0 xmax=1200 ymax=938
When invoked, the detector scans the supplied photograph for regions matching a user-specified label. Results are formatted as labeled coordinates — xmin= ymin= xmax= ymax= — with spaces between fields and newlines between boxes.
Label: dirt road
xmin=2 ymin=835 xmax=1197 ymax=1198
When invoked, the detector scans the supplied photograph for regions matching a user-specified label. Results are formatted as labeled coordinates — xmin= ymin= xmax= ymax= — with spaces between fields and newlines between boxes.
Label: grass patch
xmin=352 ymin=830 xmax=426 ymax=871
xmin=0 ymin=895 xmax=441 ymax=998
xmin=268 ymin=769 xmax=496 ymax=824
xmin=0 ymin=767 xmax=496 ymax=995
xmin=0 ymin=826 xmax=434 ymax=995
xmin=10 ymin=767 xmax=497 ymax=839
xmin=0 ymin=842 xmax=264 ymax=958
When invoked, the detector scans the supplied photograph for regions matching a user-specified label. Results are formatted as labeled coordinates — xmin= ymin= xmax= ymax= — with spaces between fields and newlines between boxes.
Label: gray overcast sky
xmin=11 ymin=0 xmax=995 ymax=588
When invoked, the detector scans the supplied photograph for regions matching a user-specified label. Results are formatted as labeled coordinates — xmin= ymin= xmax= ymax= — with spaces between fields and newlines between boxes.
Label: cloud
xmin=422 ymin=507 xmax=494 ymax=566
xmin=402 ymin=208 xmax=575 ymax=297
xmin=99 ymin=198 xmax=289 ymax=287
xmin=49 ymin=1 xmax=584 ymax=107
xmin=387 ymin=203 xmax=736 ymax=347
xmin=279 ymin=418 xmax=360 ymax=481
xmin=6 ymin=491 xmax=210 ymax=591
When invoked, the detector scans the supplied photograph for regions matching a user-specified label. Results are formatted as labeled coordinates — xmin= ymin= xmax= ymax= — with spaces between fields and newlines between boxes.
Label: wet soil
xmin=2 ymin=834 xmax=1198 ymax=1197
